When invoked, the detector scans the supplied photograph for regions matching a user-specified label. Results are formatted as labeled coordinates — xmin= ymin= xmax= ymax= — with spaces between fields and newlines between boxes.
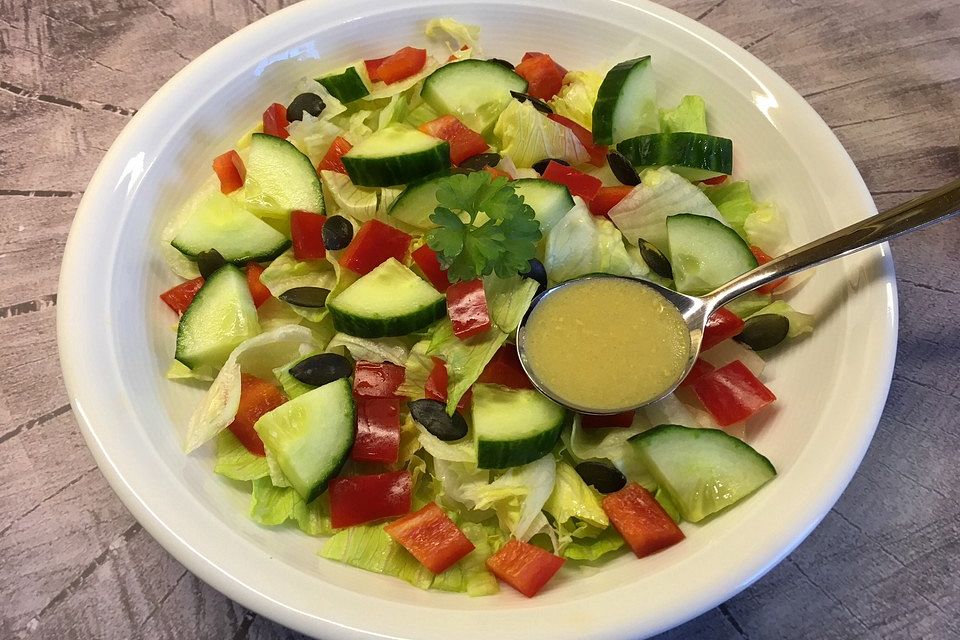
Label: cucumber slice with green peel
xmin=342 ymin=124 xmax=451 ymax=187
xmin=175 ymin=265 xmax=261 ymax=369
xmin=327 ymin=258 xmax=446 ymax=338
xmin=171 ymin=192 xmax=290 ymax=262
xmin=511 ymin=178 xmax=575 ymax=233
xmin=592 ymin=56 xmax=659 ymax=145
xmin=666 ymin=213 xmax=758 ymax=295
xmin=244 ymin=133 xmax=324 ymax=218
xmin=630 ymin=425 xmax=776 ymax=522
xmin=421 ymin=59 xmax=528 ymax=135
xmin=254 ymin=378 xmax=355 ymax=501
xmin=472 ymin=384 xmax=568 ymax=469
xmin=316 ymin=64 xmax=369 ymax=103
xmin=617 ymin=132 xmax=733 ymax=182
xmin=386 ymin=172 xmax=450 ymax=229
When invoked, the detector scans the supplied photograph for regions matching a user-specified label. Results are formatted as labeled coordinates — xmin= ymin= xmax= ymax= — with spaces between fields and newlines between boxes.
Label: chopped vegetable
xmin=244 ymin=262 xmax=271 ymax=308
xmin=418 ymin=115 xmax=489 ymax=165
xmin=601 ymin=483 xmax=684 ymax=557
xmin=690 ymin=360 xmax=776 ymax=426
xmin=425 ymin=357 xmax=472 ymax=411
xmin=446 ymin=279 xmax=493 ymax=339
xmin=701 ymin=308 xmax=746 ymax=351
xmin=261 ymin=102 xmax=289 ymax=138
xmin=353 ymin=361 xmax=406 ymax=398
xmin=228 ymin=374 xmax=286 ymax=456
xmin=352 ymin=397 xmax=401 ymax=463
xmin=384 ymin=502 xmax=476 ymax=573
xmin=317 ymin=136 xmax=353 ymax=173
xmin=514 ymin=52 xmax=566 ymax=100
xmin=485 ymin=538 xmax=565 ymax=597
xmin=374 ymin=46 xmax=427 ymax=84
xmin=476 ymin=345 xmax=534 ymax=389
xmin=212 ymin=150 xmax=245 ymax=194
xmin=411 ymin=244 xmax=451 ymax=292
xmin=340 ymin=219 xmax=413 ymax=275
xmin=290 ymin=211 xmax=327 ymax=261
xmin=546 ymin=113 xmax=606 ymax=166
xmin=541 ymin=161 xmax=602 ymax=201
xmin=160 ymin=277 xmax=204 ymax=315
xmin=588 ymin=185 xmax=633 ymax=217
xmin=329 ymin=470 xmax=412 ymax=528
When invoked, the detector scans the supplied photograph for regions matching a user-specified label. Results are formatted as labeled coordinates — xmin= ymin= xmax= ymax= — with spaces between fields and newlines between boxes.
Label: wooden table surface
xmin=1 ymin=1 xmax=957 ymax=638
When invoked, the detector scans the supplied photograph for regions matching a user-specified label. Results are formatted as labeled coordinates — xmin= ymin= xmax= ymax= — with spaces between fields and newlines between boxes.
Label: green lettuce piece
xmin=561 ymin=526 xmax=625 ymax=561
xmin=319 ymin=524 xmax=434 ymax=589
xmin=659 ymin=95 xmax=708 ymax=134
xmin=484 ymin=274 xmax=540 ymax=333
xmin=166 ymin=359 xmax=214 ymax=382
xmin=405 ymin=101 xmax=440 ymax=128
xmin=320 ymin=170 xmax=379 ymax=221
xmin=326 ymin=333 xmax=411 ymax=366
xmin=494 ymin=100 xmax=591 ymax=168
xmin=215 ymin=430 xmax=270 ymax=481
xmin=377 ymin=93 xmax=411 ymax=130
xmin=548 ymin=70 xmax=603 ymax=129
xmin=431 ymin=521 xmax=503 ymax=596
xmin=751 ymin=300 xmax=814 ymax=338
xmin=249 ymin=477 xmax=333 ymax=535
xmin=256 ymin=297 xmax=306 ymax=331
xmin=425 ymin=18 xmax=480 ymax=51
xmin=459 ymin=455 xmax=556 ymax=541
xmin=544 ymin=462 xmax=608 ymax=530
xmin=654 ymin=486 xmax=681 ymax=523
xmin=723 ymin=292 xmax=773 ymax=319
xmin=396 ymin=339 xmax=434 ymax=400
xmin=700 ymin=180 xmax=755 ymax=235
xmin=272 ymin=351 xmax=323 ymax=399
xmin=744 ymin=201 xmax=790 ymax=255
xmin=563 ymin=414 xmax=656 ymax=490
xmin=258 ymin=249 xmax=337 ymax=323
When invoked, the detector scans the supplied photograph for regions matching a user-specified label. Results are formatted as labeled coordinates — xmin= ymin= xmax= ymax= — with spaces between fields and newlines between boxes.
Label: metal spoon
xmin=517 ymin=178 xmax=960 ymax=414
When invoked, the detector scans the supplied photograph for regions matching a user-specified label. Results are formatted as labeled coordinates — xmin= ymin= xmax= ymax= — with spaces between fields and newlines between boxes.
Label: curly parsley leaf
xmin=425 ymin=172 xmax=542 ymax=282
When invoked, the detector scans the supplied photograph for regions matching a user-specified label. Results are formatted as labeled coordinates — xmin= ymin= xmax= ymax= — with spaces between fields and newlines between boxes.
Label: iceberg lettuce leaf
xmin=214 ymin=430 xmax=270 ymax=481
xmin=659 ymin=95 xmax=708 ymax=134
xmin=460 ymin=454 xmax=556 ymax=541
xmin=319 ymin=523 xmax=434 ymax=589
xmin=751 ymin=300 xmax=814 ymax=338
xmin=431 ymin=521 xmax=503 ymax=596
xmin=494 ymin=100 xmax=590 ymax=168
xmin=548 ymin=70 xmax=603 ymax=129
xmin=543 ymin=462 xmax=608 ymax=529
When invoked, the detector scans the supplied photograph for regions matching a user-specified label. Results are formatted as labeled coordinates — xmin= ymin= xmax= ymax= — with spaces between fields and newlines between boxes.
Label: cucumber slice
xmin=175 ymin=265 xmax=261 ymax=369
xmin=666 ymin=213 xmax=758 ymax=295
xmin=472 ymin=384 xmax=567 ymax=469
xmin=342 ymin=124 xmax=451 ymax=187
xmin=244 ymin=133 xmax=324 ymax=218
xmin=254 ymin=378 xmax=355 ymax=501
xmin=317 ymin=64 xmax=369 ymax=103
xmin=592 ymin=56 xmax=659 ymax=145
xmin=630 ymin=425 xmax=776 ymax=522
xmin=511 ymin=178 xmax=575 ymax=233
xmin=327 ymin=258 xmax=446 ymax=338
xmin=617 ymin=132 xmax=733 ymax=182
xmin=421 ymin=59 xmax=528 ymax=135
xmin=387 ymin=172 xmax=450 ymax=229
xmin=171 ymin=192 xmax=290 ymax=262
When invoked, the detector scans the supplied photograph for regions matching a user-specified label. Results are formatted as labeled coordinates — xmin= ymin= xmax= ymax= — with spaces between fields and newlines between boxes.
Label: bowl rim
xmin=57 ymin=0 xmax=898 ymax=638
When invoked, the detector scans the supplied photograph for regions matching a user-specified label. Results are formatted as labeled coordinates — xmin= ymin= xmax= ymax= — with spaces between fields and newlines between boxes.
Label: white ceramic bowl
xmin=58 ymin=1 xmax=897 ymax=638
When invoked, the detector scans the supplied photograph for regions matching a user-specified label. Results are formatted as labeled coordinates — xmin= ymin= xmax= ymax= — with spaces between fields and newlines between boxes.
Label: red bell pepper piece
xmin=212 ymin=150 xmax=246 ymax=194
xmin=476 ymin=345 xmax=534 ymax=389
xmin=411 ymin=244 xmax=450 ymax=292
xmin=418 ymin=115 xmax=489 ymax=165
xmin=749 ymin=246 xmax=788 ymax=294
xmin=351 ymin=397 xmax=401 ymax=464
xmin=317 ymin=136 xmax=353 ymax=174
xmin=581 ymin=411 xmax=635 ymax=429
xmin=261 ymin=102 xmax=289 ymax=138
xmin=484 ymin=166 xmax=512 ymax=180
xmin=700 ymin=174 xmax=728 ymax=185
xmin=159 ymin=277 xmax=204 ymax=315
xmin=690 ymin=360 xmax=777 ymax=427
xmin=339 ymin=219 xmax=413 ymax=275
xmin=228 ymin=374 xmax=287 ymax=456
xmin=602 ymin=483 xmax=685 ymax=558
xmin=425 ymin=357 xmax=472 ymax=411
xmin=353 ymin=361 xmax=406 ymax=398
xmin=446 ymin=279 xmax=493 ymax=340
xmin=701 ymin=308 xmax=746 ymax=351
xmin=364 ymin=56 xmax=388 ymax=83
xmin=290 ymin=210 xmax=327 ymax=261
xmin=245 ymin=262 xmax=271 ymax=308
xmin=677 ymin=358 xmax=716 ymax=388
xmin=486 ymin=538 xmax=565 ymax=597
xmin=588 ymin=186 xmax=633 ymax=217
xmin=542 ymin=161 xmax=603 ymax=201
xmin=546 ymin=114 xmax=607 ymax=167
xmin=514 ymin=52 xmax=567 ymax=101
xmin=373 ymin=46 xmax=427 ymax=84
xmin=329 ymin=470 xmax=412 ymax=528
xmin=384 ymin=502 xmax=476 ymax=573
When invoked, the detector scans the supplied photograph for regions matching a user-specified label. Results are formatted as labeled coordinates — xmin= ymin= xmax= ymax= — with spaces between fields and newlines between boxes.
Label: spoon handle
xmin=706 ymin=178 xmax=960 ymax=309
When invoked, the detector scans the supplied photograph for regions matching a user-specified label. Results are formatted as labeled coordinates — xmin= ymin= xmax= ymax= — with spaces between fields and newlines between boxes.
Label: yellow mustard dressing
xmin=521 ymin=278 xmax=691 ymax=412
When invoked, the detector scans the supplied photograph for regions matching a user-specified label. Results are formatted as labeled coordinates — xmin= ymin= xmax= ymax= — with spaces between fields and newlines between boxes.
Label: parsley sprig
xmin=425 ymin=172 xmax=542 ymax=282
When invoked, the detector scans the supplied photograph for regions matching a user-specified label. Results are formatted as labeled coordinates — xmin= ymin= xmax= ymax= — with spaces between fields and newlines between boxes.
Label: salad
xmin=158 ymin=19 xmax=814 ymax=598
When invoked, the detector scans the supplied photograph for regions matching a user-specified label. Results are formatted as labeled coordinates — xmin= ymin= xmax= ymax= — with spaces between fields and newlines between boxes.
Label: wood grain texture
xmin=0 ymin=0 xmax=957 ymax=638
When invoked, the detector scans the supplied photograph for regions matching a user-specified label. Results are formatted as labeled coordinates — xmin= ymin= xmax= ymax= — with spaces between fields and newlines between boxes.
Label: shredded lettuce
xmin=377 ymin=93 xmax=411 ymax=130
xmin=564 ymin=414 xmax=656 ymax=490
xmin=256 ymin=296 xmax=306 ymax=331
xmin=431 ymin=521 xmax=503 ymax=596
xmin=744 ymin=201 xmax=790 ymax=255
xmin=166 ymin=359 xmax=214 ymax=382
xmin=494 ymin=100 xmax=590 ymax=168
xmin=751 ymin=300 xmax=815 ymax=338
xmin=548 ymin=70 xmax=603 ymax=129
xmin=214 ymin=430 xmax=270 ymax=481
xmin=326 ymin=333 xmax=411 ymax=366
xmin=700 ymin=339 xmax=766 ymax=377
xmin=258 ymin=249 xmax=337 ymax=322
xmin=561 ymin=526 xmax=625 ymax=561
xmin=425 ymin=18 xmax=481 ymax=52
xmin=484 ymin=274 xmax=540 ymax=333
xmin=330 ymin=109 xmax=376 ymax=143
xmin=396 ymin=339 xmax=434 ymax=400
xmin=264 ymin=446 xmax=292 ymax=487
xmin=723 ymin=291 xmax=773 ymax=319
xmin=405 ymin=101 xmax=440 ymax=128
xmin=659 ymin=95 xmax=708 ymax=134
xmin=460 ymin=455 xmax=556 ymax=541
xmin=418 ymin=427 xmax=477 ymax=464
xmin=249 ymin=477 xmax=333 ymax=535
xmin=700 ymin=180 xmax=755 ymax=234
xmin=321 ymin=170 xmax=379 ymax=221
xmin=544 ymin=462 xmax=608 ymax=530
xmin=319 ymin=523 xmax=434 ymax=590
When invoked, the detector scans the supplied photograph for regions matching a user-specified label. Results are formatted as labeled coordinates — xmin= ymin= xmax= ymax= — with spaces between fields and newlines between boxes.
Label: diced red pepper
xmin=542 ymin=161 xmax=603 ymax=201
xmin=384 ymin=502 xmax=476 ymax=573
xmin=677 ymin=358 xmax=716 ymax=388
xmin=353 ymin=361 xmax=406 ymax=398
xmin=581 ymin=411 xmax=635 ymax=429
xmin=588 ymin=186 xmax=633 ymax=217
xmin=245 ymin=262 xmax=271 ymax=308
xmin=373 ymin=46 xmax=427 ymax=84
xmin=262 ymin=102 xmax=289 ymax=139
xmin=477 ymin=346 xmax=534 ymax=390
xmin=446 ymin=279 xmax=493 ymax=340
xmin=602 ymin=483 xmax=685 ymax=558
xmin=317 ymin=136 xmax=353 ymax=174
xmin=364 ymin=56 xmax=388 ymax=83
xmin=690 ymin=360 xmax=777 ymax=427
xmin=290 ymin=210 xmax=327 ymax=261
xmin=212 ymin=150 xmax=246 ymax=194
xmin=749 ymin=246 xmax=788 ymax=294
xmin=546 ymin=114 xmax=607 ymax=167
xmin=159 ymin=277 xmax=204 ymax=315
xmin=701 ymin=308 xmax=746 ymax=351
xmin=514 ymin=52 xmax=567 ymax=101
xmin=329 ymin=470 xmax=412 ymax=528
xmin=700 ymin=174 xmax=728 ymax=185
xmin=351 ymin=397 xmax=401 ymax=464
xmin=484 ymin=166 xmax=512 ymax=180
xmin=486 ymin=538 xmax=565 ymax=597
xmin=411 ymin=244 xmax=450 ymax=292
xmin=424 ymin=357 xmax=472 ymax=412
xmin=339 ymin=219 xmax=413 ymax=275
xmin=228 ymin=374 xmax=287 ymax=456
xmin=418 ymin=115 xmax=489 ymax=165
